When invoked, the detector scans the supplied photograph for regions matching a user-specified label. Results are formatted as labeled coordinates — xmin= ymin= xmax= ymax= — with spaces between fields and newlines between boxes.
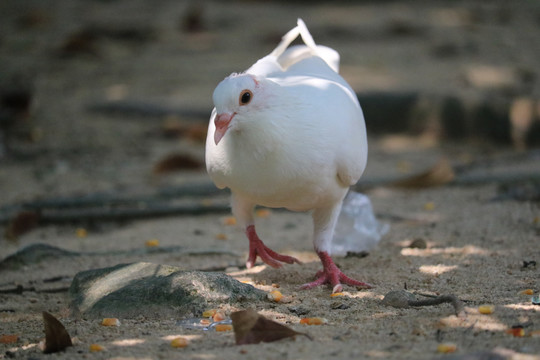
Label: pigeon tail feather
xmin=297 ymin=18 xmax=317 ymax=52
xmin=270 ymin=24 xmax=300 ymax=58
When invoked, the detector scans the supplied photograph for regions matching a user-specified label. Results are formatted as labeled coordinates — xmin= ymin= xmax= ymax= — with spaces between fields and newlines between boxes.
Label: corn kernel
xmin=170 ymin=337 xmax=189 ymax=348
xmin=478 ymin=305 xmax=494 ymax=314
xmin=299 ymin=317 xmax=327 ymax=325
xmin=222 ymin=216 xmax=237 ymax=226
xmin=214 ymin=324 xmax=233 ymax=332
xmin=506 ymin=327 xmax=525 ymax=337
xmin=437 ymin=343 xmax=457 ymax=353
xmin=519 ymin=289 xmax=534 ymax=295
xmin=215 ymin=233 xmax=227 ymax=240
xmin=199 ymin=318 xmax=212 ymax=326
xmin=267 ymin=290 xmax=283 ymax=302
xmin=330 ymin=292 xmax=344 ymax=297
xmin=145 ymin=239 xmax=160 ymax=247
xmin=424 ymin=202 xmax=435 ymax=211
xmin=89 ymin=344 xmax=105 ymax=352
xmin=76 ymin=228 xmax=87 ymax=238
xmin=255 ymin=208 xmax=271 ymax=218
xmin=212 ymin=311 xmax=226 ymax=322
xmin=202 ymin=309 xmax=217 ymax=318
xmin=101 ymin=318 xmax=120 ymax=326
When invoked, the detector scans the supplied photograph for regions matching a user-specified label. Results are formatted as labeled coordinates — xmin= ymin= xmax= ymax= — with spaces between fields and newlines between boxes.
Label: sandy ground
xmin=1 ymin=1 xmax=540 ymax=359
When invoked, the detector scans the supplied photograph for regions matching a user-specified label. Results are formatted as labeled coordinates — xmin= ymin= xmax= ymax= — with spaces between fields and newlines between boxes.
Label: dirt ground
xmin=1 ymin=1 xmax=540 ymax=359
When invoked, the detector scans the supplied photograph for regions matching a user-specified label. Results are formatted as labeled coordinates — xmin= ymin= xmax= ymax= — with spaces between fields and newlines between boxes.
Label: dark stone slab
xmin=0 ymin=243 xmax=80 ymax=271
xmin=69 ymin=262 xmax=266 ymax=319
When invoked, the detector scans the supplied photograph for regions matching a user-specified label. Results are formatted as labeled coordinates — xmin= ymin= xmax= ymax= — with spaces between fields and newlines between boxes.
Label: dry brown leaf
xmin=161 ymin=119 xmax=208 ymax=142
xmin=230 ymin=309 xmax=311 ymax=345
xmin=42 ymin=311 xmax=72 ymax=354
xmin=5 ymin=211 xmax=41 ymax=241
xmin=0 ymin=334 xmax=18 ymax=344
xmin=153 ymin=153 xmax=203 ymax=174
xmin=390 ymin=158 xmax=455 ymax=189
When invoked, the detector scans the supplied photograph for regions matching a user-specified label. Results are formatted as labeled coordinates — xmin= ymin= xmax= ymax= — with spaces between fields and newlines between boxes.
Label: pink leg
xmin=300 ymin=251 xmax=372 ymax=293
xmin=246 ymin=225 xmax=302 ymax=268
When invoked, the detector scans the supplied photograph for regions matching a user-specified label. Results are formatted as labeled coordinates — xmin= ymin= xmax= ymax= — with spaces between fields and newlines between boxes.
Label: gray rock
xmin=69 ymin=262 xmax=266 ymax=319
xmin=0 ymin=243 xmax=80 ymax=271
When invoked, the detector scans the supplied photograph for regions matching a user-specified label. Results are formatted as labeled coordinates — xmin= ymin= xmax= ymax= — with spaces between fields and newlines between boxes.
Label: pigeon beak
xmin=214 ymin=112 xmax=235 ymax=145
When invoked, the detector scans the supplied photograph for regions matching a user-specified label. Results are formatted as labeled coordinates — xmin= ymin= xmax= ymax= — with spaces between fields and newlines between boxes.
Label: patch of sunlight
xmin=227 ymin=265 xmax=267 ymax=276
xmin=111 ymin=338 xmax=146 ymax=346
xmin=401 ymin=245 xmax=489 ymax=257
xmin=351 ymin=291 xmax=383 ymax=300
xmin=439 ymin=307 xmax=507 ymax=332
xmin=190 ymin=354 xmax=217 ymax=360
xmin=161 ymin=334 xmax=202 ymax=342
xmin=258 ymin=309 xmax=297 ymax=324
xmin=365 ymin=350 xmax=394 ymax=358
xmin=6 ymin=342 xmax=38 ymax=355
xmin=504 ymin=303 xmax=540 ymax=312
xmin=372 ymin=311 xmax=399 ymax=319
xmin=419 ymin=264 xmax=458 ymax=275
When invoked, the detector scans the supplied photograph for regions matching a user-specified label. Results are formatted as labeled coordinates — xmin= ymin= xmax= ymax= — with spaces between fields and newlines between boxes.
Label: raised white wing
xmin=247 ymin=19 xmax=340 ymax=77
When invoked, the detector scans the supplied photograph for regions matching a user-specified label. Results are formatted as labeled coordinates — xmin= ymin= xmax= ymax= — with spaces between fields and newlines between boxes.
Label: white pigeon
xmin=205 ymin=19 xmax=370 ymax=293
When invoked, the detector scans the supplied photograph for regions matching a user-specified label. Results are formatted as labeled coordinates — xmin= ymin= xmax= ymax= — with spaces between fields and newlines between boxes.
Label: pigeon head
xmin=212 ymin=73 xmax=265 ymax=145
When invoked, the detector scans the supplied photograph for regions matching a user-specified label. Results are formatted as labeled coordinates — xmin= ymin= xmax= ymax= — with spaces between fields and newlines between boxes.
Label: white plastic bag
xmin=332 ymin=191 xmax=389 ymax=256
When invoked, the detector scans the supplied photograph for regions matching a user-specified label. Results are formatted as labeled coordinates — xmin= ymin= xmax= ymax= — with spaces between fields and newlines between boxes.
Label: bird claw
xmin=300 ymin=269 xmax=372 ymax=293
xmin=246 ymin=225 xmax=301 ymax=269
xmin=300 ymin=251 xmax=372 ymax=293
xmin=247 ymin=247 xmax=301 ymax=269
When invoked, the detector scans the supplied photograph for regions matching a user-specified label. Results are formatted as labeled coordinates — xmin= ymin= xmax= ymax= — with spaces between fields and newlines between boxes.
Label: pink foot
xmin=300 ymin=251 xmax=373 ymax=293
xmin=246 ymin=225 xmax=302 ymax=268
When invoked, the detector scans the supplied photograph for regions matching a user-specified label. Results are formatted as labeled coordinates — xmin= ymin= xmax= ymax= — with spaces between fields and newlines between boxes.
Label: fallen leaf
xmin=0 ymin=334 xmax=18 ymax=344
xmin=180 ymin=2 xmax=205 ymax=33
xmin=153 ymin=153 xmax=203 ymax=174
xmin=160 ymin=118 xmax=208 ymax=142
xmin=390 ymin=158 xmax=455 ymax=189
xmin=58 ymin=30 xmax=99 ymax=58
xmin=42 ymin=311 xmax=72 ymax=354
xmin=230 ymin=309 xmax=311 ymax=345
xmin=5 ymin=211 xmax=41 ymax=240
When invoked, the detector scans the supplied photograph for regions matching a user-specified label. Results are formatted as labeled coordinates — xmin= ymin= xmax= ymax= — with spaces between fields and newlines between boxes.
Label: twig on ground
xmin=381 ymin=289 xmax=465 ymax=316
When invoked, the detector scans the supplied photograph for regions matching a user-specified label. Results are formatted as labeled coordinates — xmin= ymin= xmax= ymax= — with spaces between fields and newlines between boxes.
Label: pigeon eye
xmin=239 ymin=90 xmax=252 ymax=105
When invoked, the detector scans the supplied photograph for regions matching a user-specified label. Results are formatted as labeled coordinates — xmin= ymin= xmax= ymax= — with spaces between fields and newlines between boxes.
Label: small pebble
xmin=288 ymin=305 xmax=310 ymax=316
